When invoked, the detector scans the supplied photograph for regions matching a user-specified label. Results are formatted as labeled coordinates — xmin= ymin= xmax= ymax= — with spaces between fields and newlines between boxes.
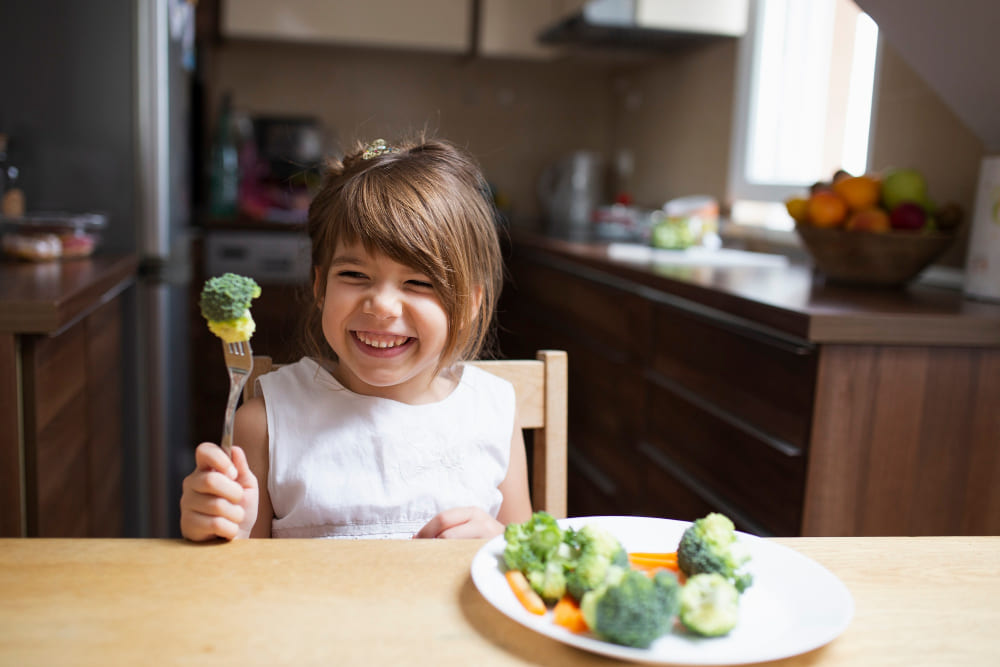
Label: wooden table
xmin=1 ymin=537 xmax=997 ymax=665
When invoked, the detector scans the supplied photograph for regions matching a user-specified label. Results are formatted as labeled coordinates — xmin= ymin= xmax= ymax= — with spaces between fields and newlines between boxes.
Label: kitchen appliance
xmin=0 ymin=0 xmax=198 ymax=537
xmin=538 ymin=151 xmax=605 ymax=241
xmin=539 ymin=0 xmax=748 ymax=51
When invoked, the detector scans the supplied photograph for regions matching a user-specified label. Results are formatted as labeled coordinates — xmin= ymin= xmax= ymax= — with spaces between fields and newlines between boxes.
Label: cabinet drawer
xmin=568 ymin=447 xmax=632 ymax=518
xmin=640 ymin=460 xmax=739 ymax=528
xmin=643 ymin=380 xmax=806 ymax=536
xmin=650 ymin=305 xmax=816 ymax=450
xmin=508 ymin=256 xmax=651 ymax=359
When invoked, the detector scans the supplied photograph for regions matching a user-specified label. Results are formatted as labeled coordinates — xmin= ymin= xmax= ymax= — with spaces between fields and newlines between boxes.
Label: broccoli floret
xmin=579 ymin=567 xmax=680 ymax=648
xmin=502 ymin=512 xmax=564 ymax=574
xmin=526 ymin=559 xmax=567 ymax=603
xmin=199 ymin=273 xmax=261 ymax=343
xmin=200 ymin=273 xmax=261 ymax=322
xmin=564 ymin=523 xmax=629 ymax=601
xmin=679 ymin=573 xmax=740 ymax=637
xmin=676 ymin=513 xmax=752 ymax=593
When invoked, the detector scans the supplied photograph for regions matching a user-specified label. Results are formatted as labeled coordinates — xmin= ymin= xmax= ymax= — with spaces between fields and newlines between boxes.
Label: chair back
xmin=243 ymin=350 xmax=568 ymax=517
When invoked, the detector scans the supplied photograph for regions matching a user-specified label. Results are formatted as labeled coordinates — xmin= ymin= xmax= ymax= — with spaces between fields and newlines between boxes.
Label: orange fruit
xmin=785 ymin=197 xmax=809 ymax=223
xmin=845 ymin=207 xmax=891 ymax=233
xmin=807 ymin=191 xmax=848 ymax=228
xmin=832 ymin=175 xmax=881 ymax=211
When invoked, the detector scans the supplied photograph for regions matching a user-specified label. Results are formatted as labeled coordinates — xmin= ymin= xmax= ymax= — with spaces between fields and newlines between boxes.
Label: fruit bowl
xmin=795 ymin=224 xmax=956 ymax=287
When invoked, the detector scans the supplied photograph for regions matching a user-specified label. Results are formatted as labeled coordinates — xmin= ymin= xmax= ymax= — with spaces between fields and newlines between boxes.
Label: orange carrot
xmin=628 ymin=552 xmax=680 ymax=573
xmin=505 ymin=570 xmax=546 ymax=616
xmin=553 ymin=595 xmax=589 ymax=633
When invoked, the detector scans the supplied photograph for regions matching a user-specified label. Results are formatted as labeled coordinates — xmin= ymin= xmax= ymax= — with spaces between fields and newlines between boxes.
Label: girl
xmin=180 ymin=137 xmax=532 ymax=541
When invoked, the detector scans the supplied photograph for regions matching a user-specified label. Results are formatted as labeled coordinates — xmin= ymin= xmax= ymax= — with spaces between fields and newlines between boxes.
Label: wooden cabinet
xmin=21 ymin=298 xmax=124 ymax=536
xmin=500 ymin=247 xmax=810 ymax=534
xmin=0 ymin=255 xmax=137 ymax=537
xmin=499 ymin=235 xmax=1000 ymax=536
xmin=221 ymin=0 xmax=473 ymax=53
xmin=478 ymin=0 xmax=585 ymax=60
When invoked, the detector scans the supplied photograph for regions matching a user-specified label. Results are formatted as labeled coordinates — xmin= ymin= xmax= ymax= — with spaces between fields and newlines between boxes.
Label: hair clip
xmin=362 ymin=139 xmax=397 ymax=160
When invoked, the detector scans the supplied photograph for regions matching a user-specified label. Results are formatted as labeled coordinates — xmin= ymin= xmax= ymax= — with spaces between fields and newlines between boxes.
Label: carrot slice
xmin=628 ymin=552 xmax=680 ymax=572
xmin=505 ymin=570 xmax=546 ymax=615
xmin=553 ymin=595 xmax=589 ymax=633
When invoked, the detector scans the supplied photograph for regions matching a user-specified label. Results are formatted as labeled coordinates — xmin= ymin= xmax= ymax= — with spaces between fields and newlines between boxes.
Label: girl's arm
xmin=495 ymin=422 xmax=532 ymax=525
xmin=233 ymin=396 xmax=273 ymax=538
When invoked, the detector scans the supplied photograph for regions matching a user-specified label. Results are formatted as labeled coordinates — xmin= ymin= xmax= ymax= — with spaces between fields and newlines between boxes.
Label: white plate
xmin=470 ymin=516 xmax=854 ymax=665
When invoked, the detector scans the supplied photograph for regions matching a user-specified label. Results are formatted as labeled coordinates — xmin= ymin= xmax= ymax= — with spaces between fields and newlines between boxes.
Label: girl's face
xmin=315 ymin=241 xmax=451 ymax=404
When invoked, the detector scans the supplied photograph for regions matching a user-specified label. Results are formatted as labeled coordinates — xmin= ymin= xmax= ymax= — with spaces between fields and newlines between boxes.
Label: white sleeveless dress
xmin=258 ymin=357 xmax=516 ymax=539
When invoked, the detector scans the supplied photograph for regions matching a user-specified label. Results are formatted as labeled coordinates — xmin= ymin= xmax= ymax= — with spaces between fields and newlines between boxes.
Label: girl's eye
xmin=407 ymin=279 xmax=435 ymax=290
xmin=337 ymin=270 xmax=367 ymax=280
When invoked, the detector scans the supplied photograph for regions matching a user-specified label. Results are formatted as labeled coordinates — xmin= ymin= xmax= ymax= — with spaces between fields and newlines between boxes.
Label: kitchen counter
xmin=0 ymin=253 xmax=138 ymax=537
xmin=511 ymin=232 xmax=1000 ymax=346
xmin=0 ymin=253 xmax=139 ymax=333
xmin=499 ymin=232 xmax=1000 ymax=536
xmin=1 ymin=536 xmax=997 ymax=666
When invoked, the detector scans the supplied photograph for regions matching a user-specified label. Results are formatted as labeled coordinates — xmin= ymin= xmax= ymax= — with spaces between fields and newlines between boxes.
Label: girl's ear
xmin=468 ymin=285 xmax=484 ymax=324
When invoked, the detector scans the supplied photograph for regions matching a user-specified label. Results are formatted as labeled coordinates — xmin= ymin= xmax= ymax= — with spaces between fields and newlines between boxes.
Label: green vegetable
xmin=564 ymin=523 xmax=629 ymax=601
xmin=676 ymin=512 xmax=752 ymax=593
xmin=580 ymin=567 xmax=681 ymax=648
xmin=502 ymin=511 xmax=564 ymax=574
xmin=199 ymin=273 xmax=261 ymax=322
xmin=526 ymin=559 xmax=567 ymax=603
xmin=679 ymin=573 xmax=740 ymax=637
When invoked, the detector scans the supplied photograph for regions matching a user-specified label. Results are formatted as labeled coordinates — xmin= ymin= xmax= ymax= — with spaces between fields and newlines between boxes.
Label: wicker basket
xmin=795 ymin=224 xmax=956 ymax=287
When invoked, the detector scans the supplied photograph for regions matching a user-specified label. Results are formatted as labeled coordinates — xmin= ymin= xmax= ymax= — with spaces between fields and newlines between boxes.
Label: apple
xmin=881 ymin=168 xmax=928 ymax=211
xmin=889 ymin=202 xmax=927 ymax=231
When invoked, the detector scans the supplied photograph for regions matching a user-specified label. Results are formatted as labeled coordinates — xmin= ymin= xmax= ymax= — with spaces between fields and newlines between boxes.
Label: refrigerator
xmin=0 ymin=0 xmax=197 ymax=536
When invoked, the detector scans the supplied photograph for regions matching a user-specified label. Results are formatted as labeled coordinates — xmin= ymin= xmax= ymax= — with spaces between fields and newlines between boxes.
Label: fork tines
xmin=227 ymin=341 xmax=249 ymax=356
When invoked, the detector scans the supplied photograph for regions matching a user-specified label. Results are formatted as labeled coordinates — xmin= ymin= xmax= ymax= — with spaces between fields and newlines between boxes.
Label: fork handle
xmin=220 ymin=376 xmax=243 ymax=458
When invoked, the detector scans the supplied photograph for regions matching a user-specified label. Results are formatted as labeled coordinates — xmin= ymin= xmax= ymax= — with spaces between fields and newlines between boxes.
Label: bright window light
xmin=729 ymin=0 xmax=880 ymax=229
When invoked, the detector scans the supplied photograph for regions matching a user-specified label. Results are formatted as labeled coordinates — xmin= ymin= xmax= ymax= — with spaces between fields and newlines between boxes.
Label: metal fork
xmin=220 ymin=340 xmax=254 ymax=458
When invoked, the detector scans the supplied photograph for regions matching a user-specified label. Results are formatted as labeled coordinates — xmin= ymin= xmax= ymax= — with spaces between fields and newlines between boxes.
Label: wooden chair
xmin=242 ymin=350 xmax=569 ymax=518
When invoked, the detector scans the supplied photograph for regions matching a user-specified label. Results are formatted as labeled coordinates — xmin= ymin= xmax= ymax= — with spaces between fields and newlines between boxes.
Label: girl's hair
xmin=299 ymin=136 xmax=503 ymax=371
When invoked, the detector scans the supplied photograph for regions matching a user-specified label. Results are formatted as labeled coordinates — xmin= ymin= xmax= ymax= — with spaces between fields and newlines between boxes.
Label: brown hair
xmin=299 ymin=137 xmax=503 ymax=372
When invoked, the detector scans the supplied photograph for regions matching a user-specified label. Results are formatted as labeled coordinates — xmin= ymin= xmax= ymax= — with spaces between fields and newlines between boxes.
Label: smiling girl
xmin=180 ymin=138 xmax=532 ymax=541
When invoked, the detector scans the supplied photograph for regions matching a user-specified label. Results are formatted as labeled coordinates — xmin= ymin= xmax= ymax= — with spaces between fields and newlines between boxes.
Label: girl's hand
xmin=413 ymin=507 xmax=504 ymax=539
xmin=180 ymin=443 xmax=259 ymax=541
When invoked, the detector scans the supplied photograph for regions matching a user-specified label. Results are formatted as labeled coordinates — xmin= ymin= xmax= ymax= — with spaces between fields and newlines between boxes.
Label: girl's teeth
xmin=357 ymin=332 xmax=409 ymax=348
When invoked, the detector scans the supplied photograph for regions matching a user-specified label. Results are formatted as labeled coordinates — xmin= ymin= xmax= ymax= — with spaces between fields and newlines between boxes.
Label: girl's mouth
xmin=352 ymin=331 xmax=414 ymax=353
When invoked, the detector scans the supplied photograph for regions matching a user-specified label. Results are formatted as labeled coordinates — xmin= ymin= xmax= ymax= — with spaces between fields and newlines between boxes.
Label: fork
xmin=220 ymin=339 xmax=254 ymax=458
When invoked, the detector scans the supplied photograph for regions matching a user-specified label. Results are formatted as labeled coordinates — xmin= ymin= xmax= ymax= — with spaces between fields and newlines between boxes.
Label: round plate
xmin=470 ymin=516 xmax=853 ymax=665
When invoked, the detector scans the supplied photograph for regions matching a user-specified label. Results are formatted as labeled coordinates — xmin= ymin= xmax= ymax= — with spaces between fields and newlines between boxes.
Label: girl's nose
xmin=364 ymin=286 xmax=403 ymax=319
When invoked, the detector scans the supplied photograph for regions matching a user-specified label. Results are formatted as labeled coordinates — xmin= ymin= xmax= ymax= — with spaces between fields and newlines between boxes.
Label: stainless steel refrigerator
xmin=0 ymin=0 xmax=196 ymax=536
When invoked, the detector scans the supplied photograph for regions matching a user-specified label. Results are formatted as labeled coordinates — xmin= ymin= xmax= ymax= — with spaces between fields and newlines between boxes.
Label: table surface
xmin=1 ymin=536 xmax=997 ymax=666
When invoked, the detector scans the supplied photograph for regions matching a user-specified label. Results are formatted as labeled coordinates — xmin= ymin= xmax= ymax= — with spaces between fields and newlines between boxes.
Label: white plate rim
xmin=470 ymin=515 xmax=854 ymax=665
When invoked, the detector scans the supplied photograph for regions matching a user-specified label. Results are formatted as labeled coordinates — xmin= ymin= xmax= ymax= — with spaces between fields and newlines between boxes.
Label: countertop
xmin=510 ymin=232 xmax=1000 ymax=346
xmin=1 ymin=536 xmax=996 ymax=666
xmin=0 ymin=254 xmax=139 ymax=334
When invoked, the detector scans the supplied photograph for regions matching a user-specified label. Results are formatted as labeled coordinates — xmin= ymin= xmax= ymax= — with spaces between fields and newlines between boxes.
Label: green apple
xmin=881 ymin=168 xmax=928 ymax=211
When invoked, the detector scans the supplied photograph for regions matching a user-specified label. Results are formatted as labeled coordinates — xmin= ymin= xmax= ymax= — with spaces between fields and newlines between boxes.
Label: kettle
xmin=538 ymin=151 xmax=604 ymax=240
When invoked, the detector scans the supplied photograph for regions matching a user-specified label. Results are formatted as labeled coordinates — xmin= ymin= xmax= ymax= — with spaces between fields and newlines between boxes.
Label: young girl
xmin=180 ymin=137 xmax=532 ymax=541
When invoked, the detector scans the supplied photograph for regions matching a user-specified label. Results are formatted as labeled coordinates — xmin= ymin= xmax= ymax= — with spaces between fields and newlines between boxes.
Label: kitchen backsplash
xmin=205 ymin=33 xmax=982 ymax=265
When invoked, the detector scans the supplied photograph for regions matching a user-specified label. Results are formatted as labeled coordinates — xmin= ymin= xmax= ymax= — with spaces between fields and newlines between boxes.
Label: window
xmin=728 ymin=0 xmax=880 ymax=230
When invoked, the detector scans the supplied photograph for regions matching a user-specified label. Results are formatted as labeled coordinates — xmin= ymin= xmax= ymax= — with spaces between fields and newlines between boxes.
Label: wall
xmin=0 ymin=0 xmax=136 ymax=254
xmin=205 ymin=40 xmax=615 ymax=225
xmin=206 ymin=24 xmax=984 ymax=264
xmin=617 ymin=38 xmax=983 ymax=265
